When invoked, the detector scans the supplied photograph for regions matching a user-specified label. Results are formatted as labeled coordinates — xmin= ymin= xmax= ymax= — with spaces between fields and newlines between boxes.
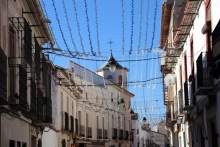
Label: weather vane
xmin=107 ymin=39 xmax=114 ymax=52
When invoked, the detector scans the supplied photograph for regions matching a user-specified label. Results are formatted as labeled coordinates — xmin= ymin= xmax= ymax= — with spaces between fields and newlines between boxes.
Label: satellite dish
xmin=164 ymin=74 xmax=175 ymax=86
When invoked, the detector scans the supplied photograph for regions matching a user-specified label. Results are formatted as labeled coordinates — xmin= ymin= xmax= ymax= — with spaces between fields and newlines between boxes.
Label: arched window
xmin=118 ymin=75 xmax=122 ymax=86
xmin=107 ymin=75 xmax=113 ymax=81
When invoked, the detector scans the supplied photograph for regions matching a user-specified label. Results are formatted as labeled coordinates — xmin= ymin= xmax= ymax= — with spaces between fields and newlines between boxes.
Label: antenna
xmin=164 ymin=74 xmax=175 ymax=86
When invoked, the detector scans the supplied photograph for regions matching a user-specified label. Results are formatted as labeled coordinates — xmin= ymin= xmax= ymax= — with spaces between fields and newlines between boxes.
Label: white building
xmin=0 ymin=0 xmax=54 ymax=146
xmin=131 ymin=114 xmax=168 ymax=147
xmin=43 ymin=52 xmax=134 ymax=147
xmin=160 ymin=0 xmax=220 ymax=146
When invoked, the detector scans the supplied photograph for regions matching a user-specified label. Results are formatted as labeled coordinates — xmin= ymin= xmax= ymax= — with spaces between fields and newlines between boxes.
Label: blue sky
xmin=40 ymin=0 xmax=165 ymax=126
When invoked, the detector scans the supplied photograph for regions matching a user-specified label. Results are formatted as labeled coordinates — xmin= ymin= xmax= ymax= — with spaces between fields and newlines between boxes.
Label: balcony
xmin=79 ymin=125 xmax=85 ymax=137
xmin=97 ymin=129 xmax=102 ymax=139
xmin=103 ymin=129 xmax=108 ymax=139
xmin=61 ymin=111 xmax=69 ymax=131
xmin=112 ymin=128 xmax=117 ymax=140
xmin=119 ymin=129 xmax=123 ymax=140
xmin=8 ymin=65 xmax=28 ymax=111
xmin=173 ymin=1 xmax=202 ymax=49
xmin=124 ymin=131 xmax=129 ymax=140
xmin=195 ymin=52 xmax=213 ymax=95
xmin=23 ymin=79 xmax=37 ymax=120
xmin=87 ymin=127 xmax=92 ymax=138
xmin=0 ymin=47 xmax=7 ymax=105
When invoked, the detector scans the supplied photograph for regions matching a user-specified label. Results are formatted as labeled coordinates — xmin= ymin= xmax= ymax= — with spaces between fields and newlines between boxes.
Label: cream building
xmin=0 ymin=0 xmax=54 ymax=146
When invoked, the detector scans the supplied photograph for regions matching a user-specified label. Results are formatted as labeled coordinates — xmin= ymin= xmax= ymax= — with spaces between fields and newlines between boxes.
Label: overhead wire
xmin=94 ymin=0 xmax=101 ymax=55
xmin=51 ymin=0 xmax=77 ymax=58
xmin=129 ymin=0 xmax=134 ymax=55
xmin=137 ymin=0 xmax=143 ymax=55
xmin=61 ymin=0 xmax=79 ymax=55
xmin=71 ymin=0 xmax=89 ymax=56
xmin=149 ymin=0 xmax=158 ymax=52
xmin=84 ymin=0 xmax=96 ymax=56
xmin=121 ymin=0 xmax=125 ymax=55
xmin=40 ymin=0 xmax=61 ymax=62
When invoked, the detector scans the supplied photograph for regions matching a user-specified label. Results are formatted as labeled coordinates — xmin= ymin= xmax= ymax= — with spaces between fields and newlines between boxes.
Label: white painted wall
xmin=42 ymin=128 xmax=58 ymax=147
xmin=1 ymin=114 xmax=30 ymax=147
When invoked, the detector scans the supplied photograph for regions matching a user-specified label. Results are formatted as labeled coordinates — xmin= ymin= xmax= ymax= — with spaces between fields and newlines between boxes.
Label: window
xmin=9 ymin=140 xmax=15 ymax=147
xmin=107 ymin=75 xmax=113 ymax=81
xmin=17 ymin=141 xmax=21 ymax=147
xmin=118 ymin=75 xmax=122 ymax=86
xmin=22 ymin=142 xmax=27 ymax=147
